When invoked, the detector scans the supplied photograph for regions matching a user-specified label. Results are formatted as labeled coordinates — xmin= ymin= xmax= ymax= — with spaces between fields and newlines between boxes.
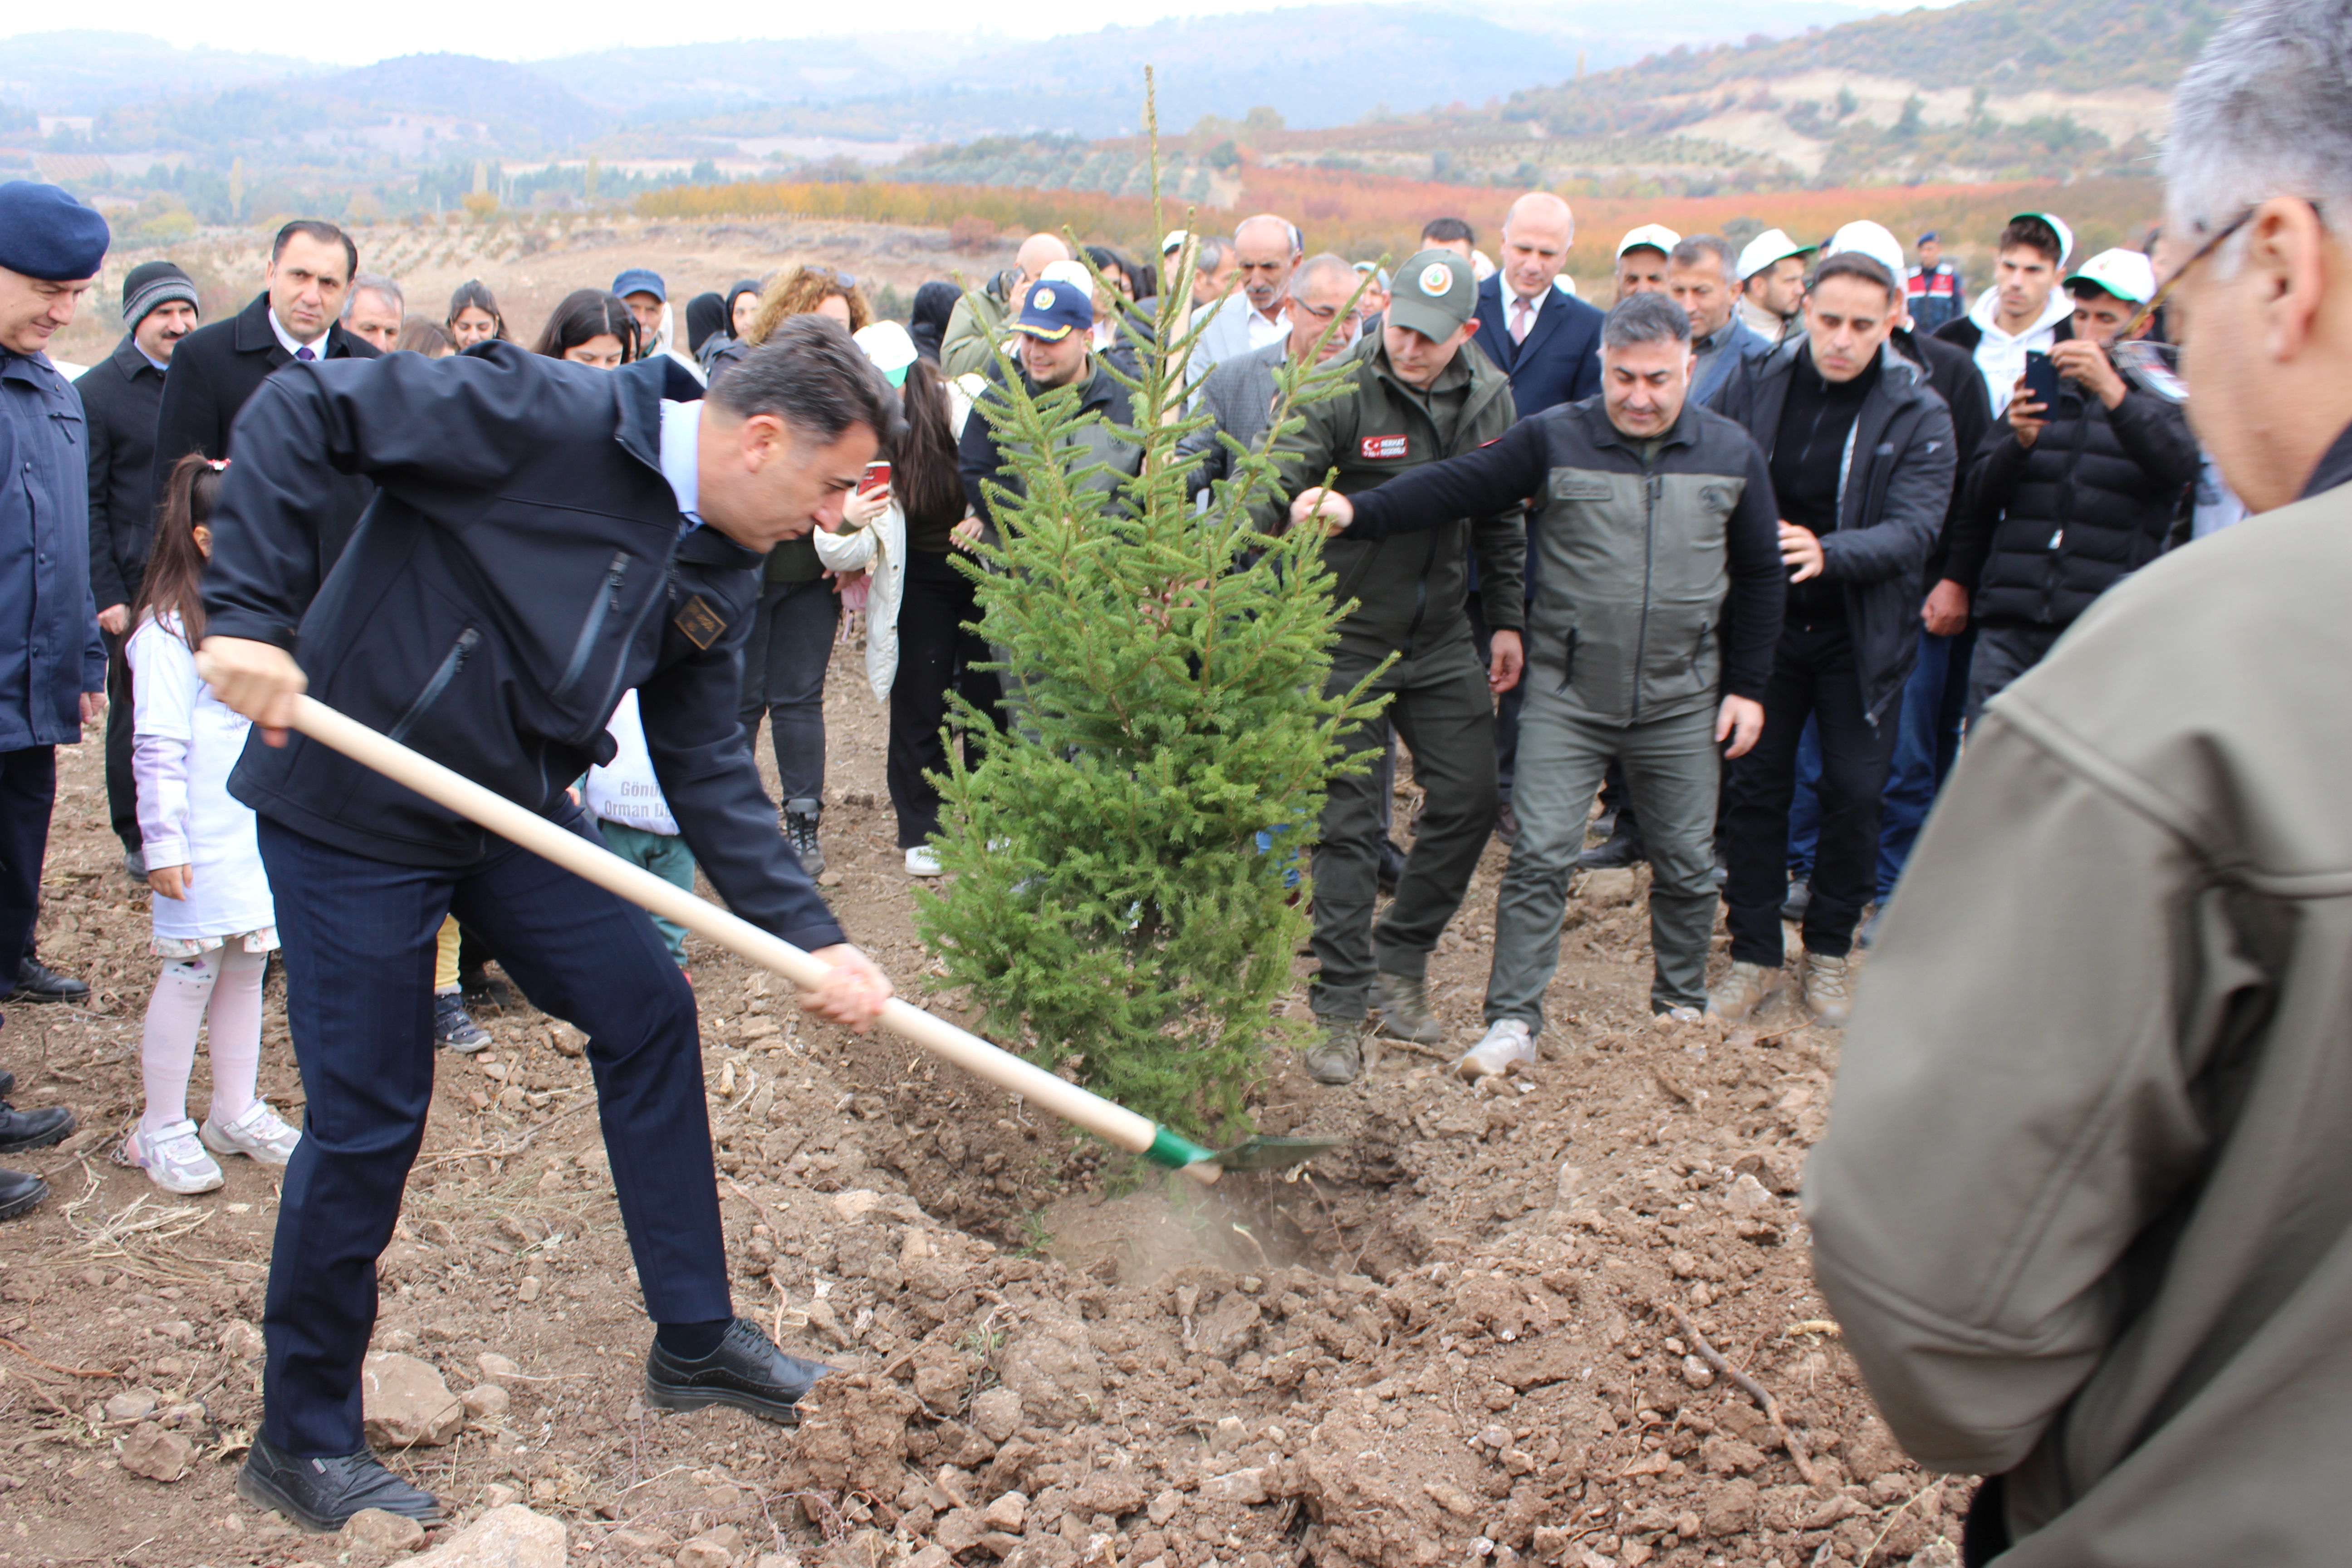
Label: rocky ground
xmin=0 ymin=649 xmax=1965 ymax=1568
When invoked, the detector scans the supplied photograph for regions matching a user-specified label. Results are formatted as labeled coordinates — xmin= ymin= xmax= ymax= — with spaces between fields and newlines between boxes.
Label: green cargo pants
xmin=1486 ymin=687 xmax=1720 ymax=1020
xmin=1309 ymin=637 xmax=1498 ymax=1020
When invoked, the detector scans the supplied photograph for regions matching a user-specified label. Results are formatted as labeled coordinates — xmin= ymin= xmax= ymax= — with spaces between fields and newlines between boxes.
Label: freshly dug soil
xmin=0 ymin=652 xmax=1962 ymax=1568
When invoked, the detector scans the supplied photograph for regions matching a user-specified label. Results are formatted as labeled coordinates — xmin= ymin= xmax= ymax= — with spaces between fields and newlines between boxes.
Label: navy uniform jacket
xmin=0 ymin=347 xmax=106 ymax=749
xmin=201 ymin=343 xmax=846 ymax=953
xmin=1469 ymin=274 xmax=1606 ymax=604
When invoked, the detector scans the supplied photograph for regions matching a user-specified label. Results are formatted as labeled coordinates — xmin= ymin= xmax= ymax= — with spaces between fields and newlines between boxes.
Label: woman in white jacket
xmin=822 ymin=322 xmax=1003 ymax=876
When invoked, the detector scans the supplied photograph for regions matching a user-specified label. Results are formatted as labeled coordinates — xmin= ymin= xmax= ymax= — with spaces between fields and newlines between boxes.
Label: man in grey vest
xmin=1294 ymin=293 xmax=1783 ymax=1069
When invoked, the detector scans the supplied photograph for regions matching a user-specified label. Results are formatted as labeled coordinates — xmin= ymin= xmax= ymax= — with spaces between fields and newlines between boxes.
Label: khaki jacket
xmin=1808 ymin=444 xmax=2352 ymax=1564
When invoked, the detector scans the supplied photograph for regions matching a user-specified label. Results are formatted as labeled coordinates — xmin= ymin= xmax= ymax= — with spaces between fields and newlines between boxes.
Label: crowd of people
xmin=1 ymin=0 xmax=2348 ymax=1550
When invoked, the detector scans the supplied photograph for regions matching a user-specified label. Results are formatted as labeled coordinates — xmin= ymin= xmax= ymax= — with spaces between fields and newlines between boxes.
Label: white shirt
xmin=1963 ymin=285 xmax=2073 ymax=416
xmin=267 ymin=306 xmax=328 ymax=358
xmin=659 ymin=398 xmax=701 ymax=526
xmin=1244 ymin=304 xmax=1290 ymax=353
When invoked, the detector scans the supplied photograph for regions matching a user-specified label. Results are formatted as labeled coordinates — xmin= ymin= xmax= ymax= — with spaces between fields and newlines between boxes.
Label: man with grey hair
xmin=1669 ymin=234 xmax=1768 ymax=403
xmin=1182 ymin=253 xmax=1362 ymax=491
xmin=342 ymin=273 xmax=404 ymax=353
xmin=1291 ymin=291 xmax=1782 ymax=1063
xmin=1191 ymin=213 xmax=1301 ymax=373
xmin=1806 ymin=2 xmax=2352 ymax=1561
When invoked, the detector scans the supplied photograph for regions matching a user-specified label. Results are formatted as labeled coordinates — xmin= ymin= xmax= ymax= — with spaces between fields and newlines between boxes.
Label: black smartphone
xmin=2021 ymin=349 xmax=2062 ymax=410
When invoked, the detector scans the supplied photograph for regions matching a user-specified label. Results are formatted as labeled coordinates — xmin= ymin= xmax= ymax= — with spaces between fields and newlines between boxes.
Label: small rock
xmin=816 ymin=871 xmax=843 ymax=887
xmin=104 ymin=1389 xmax=160 ymax=1423
xmin=1147 ymin=1489 xmax=1181 ymax=1527
xmin=407 ymin=1503 xmax=567 ymax=1567
xmin=118 ymin=1422 xmax=193 ymax=1482
xmin=485 ymin=1484 xmax=521 ymax=1509
xmin=934 ymin=1509 xmax=985 ymax=1554
xmin=344 ymin=1508 xmax=428 ymax=1553
xmin=904 ymin=1548 xmax=952 ymax=1568
xmin=1200 ymin=1469 xmax=1267 ymax=1506
xmin=1207 ymin=1416 xmax=1247 ymax=1455
xmin=1476 ymin=1423 xmax=1511 ymax=1451
xmin=676 ymin=1524 xmax=742 ymax=1568
xmin=462 ymin=1383 xmax=510 ymax=1420
xmin=970 ymin=1386 xmax=1023 ymax=1444
xmin=1581 ymin=867 xmax=1638 ymax=906
xmin=830 ymin=1189 xmax=884 ymax=1222
xmin=1681 ymin=1355 xmax=1716 ymax=1389
xmin=1701 ymin=1477 xmax=1759 ymax=1537
xmin=220 ymin=1320 xmax=266 ymax=1360
xmin=548 ymin=1024 xmax=587 ymax=1058
xmin=981 ymin=1491 xmax=1028 ymax=1533
xmin=1192 ymin=1295 xmax=1262 ymax=1362
xmin=1732 ymin=1149 xmax=1803 ymax=1195
xmin=516 ymin=1277 xmax=544 ymax=1303
xmin=477 ymin=1352 xmax=521 ymax=1382
xmin=1729 ymin=1173 xmax=1774 ymax=1212
xmin=361 ymin=1352 xmax=464 ymax=1448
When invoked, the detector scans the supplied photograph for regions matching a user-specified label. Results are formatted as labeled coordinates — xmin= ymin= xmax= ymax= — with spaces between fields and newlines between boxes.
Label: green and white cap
xmin=2064 ymin=248 xmax=2156 ymax=304
xmin=1389 ymin=248 xmax=1476 ymax=340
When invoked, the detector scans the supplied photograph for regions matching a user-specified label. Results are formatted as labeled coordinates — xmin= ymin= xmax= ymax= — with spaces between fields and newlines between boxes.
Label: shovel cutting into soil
xmin=286 ymin=696 xmax=1337 ymax=1185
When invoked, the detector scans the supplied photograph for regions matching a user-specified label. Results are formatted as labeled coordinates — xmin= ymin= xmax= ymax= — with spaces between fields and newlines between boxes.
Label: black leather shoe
xmin=0 ymin=1103 xmax=73 ymax=1157
xmin=237 ymin=1436 xmax=446 ymax=1533
xmin=459 ymin=965 xmax=517 ymax=1010
xmin=645 ymin=1317 xmax=830 ymax=1425
xmin=0 ymin=1167 xmax=46 ymax=1222
xmin=0 ymin=1066 xmax=15 ymax=1099
xmin=1578 ymin=823 xmax=1645 ymax=870
xmin=9 ymin=957 xmax=88 ymax=1004
xmin=1375 ymin=838 xmax=1408 ymax=896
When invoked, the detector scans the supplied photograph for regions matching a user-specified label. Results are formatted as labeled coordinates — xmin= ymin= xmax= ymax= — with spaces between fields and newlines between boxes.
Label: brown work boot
xmin=1302 ymin=1018 xmax=1364 ymax=1085
xmin=1800 ymin=949 xmax=1856 ymax=1024
xmin=1372 ymin=972 xmax=1444 ymax=1045
xmin=1705 ymin=960 xmax=1784 ymax=1023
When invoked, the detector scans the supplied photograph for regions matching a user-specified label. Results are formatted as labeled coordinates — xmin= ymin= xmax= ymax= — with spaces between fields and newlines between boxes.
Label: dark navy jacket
xmin=202 ymin=343 xmax=845 ymax=952
xmin=1469 ymin=275 xmax=1606 ymax=603
xmin=0 ymin=348 xmax=106 ymax=749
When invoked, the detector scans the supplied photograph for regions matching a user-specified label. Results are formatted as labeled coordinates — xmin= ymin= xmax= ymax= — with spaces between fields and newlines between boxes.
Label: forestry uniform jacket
xmin=1950 ymin=371 xmax=2198 ymax=630
xmin=1338 ymin=396 xmax=1784 ymax=728
xmin=1709 ymin=339 xmax=1955 ymax=726
xmin=1809 ymin=427 xmax=2352 ymax=1568
xmin=1258 ymin=332 xmax=1526 ymax=664
xmin=200 ymin=343 xmax=845 ymax=953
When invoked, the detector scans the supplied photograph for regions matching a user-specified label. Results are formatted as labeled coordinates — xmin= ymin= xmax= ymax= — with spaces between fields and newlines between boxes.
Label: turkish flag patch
xmin=1360 ymin=435 xmax=1408 ymax=460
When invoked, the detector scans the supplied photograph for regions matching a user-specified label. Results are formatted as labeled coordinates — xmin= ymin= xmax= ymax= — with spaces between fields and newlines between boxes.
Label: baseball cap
xmin=1389 ymin=249 xmax=1476 ymax=340
xmin=611 ymin=268 xmax=666 ymax=302
xmin=1161 ymin=229 xmax=1192 ymax=256
xmin=2009 ymin=211 xmax=2074 ymax=268
xmin=1735 ymin=228 xmax=1810 ymax=281
xmin=1823 ymin=220 xmax=1907 ymax=283
xmin=1009 ymin=267 xmax=1093 ymax=342
xmin=1616 ymin=224 xmax=1681 ymax=260
xmin=854 ymin=320 xmax=919 ymax=386
xmin=2063 ymin=248 xmax=2156 ymax=305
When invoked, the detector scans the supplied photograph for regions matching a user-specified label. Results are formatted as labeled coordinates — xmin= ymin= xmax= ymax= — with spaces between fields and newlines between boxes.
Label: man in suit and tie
xmin=1468 ymin=192 xmax=1607 ymax=838
xmin=152 ymin=220 xmax=380 ymax=572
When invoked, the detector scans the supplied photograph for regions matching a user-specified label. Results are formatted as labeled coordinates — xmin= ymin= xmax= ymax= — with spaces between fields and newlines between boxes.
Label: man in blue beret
xmin=0 ymin=179 xmax=108 ymax=1221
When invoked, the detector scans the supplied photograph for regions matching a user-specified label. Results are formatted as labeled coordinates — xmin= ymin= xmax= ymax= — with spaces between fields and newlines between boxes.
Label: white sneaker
xmin=906 ymin=845 xmax=942 ymax=877
xmin=123 ymin=1118 xmax=225 ymax=1194
xmin=200 ymin=1100 xmax=302 ymax=1166
xmin=1454 ymin=1018 xmax=1535 ymax=1083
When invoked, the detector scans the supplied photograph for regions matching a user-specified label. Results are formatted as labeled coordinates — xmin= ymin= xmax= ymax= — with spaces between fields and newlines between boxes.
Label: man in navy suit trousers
xmin=1469 ymin=192 xmax=1606 ymax=836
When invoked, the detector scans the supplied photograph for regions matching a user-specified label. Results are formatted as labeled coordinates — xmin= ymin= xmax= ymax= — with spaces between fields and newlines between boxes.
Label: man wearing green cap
xmin=1257 ymin=249 xmax=1525 ymax=1084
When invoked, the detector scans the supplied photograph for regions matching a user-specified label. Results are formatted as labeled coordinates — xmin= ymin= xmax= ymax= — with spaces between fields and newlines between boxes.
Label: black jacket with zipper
xmin=201 ymin=342 xmax=845 ymax=952
xmin=1709 ymin=338 xmax=1956 ymax=726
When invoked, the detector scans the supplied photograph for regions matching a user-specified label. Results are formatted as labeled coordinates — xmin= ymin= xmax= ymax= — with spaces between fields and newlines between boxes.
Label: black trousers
xmin=104 ymin=628 xmax=138 ymax=854
xmin=257 ymin=809 xmax=728 ymax=1456
xmin=887 ymin=549 xmax=1004 ymax=848
xmin=1724 ymin=619 xmax=1901 ymax=965
xmin=737 ymin=577 xmax=839 ymax=806
xmin=0 ymin=746 xmax=57 ymax=978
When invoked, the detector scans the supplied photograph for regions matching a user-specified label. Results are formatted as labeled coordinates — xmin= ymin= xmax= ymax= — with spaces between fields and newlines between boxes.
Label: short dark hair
xmin=709 ymin=314 xmax=908 ymax=451
xmin=271 ymin=220 xmax=358 ymax=284
xmin=1668 ymin=234 xmax=1739 ymax=280
xmin=1997 ymin=215 xmax=2064 ymax=265
xmin=1421 ymin=216 xmax=1475 ymax=248
xmin=1811 ymin=251 xmax=1901 ymax=307
xmin=1601 ymin=290 xmax=1692 ymax=348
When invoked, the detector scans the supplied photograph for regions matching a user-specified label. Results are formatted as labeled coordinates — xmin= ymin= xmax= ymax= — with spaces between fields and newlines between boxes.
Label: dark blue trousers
xmin=0 ymin=745 xmax=56 ymax=975
xmin=256 ymin=809 xmax=730 ymax=1457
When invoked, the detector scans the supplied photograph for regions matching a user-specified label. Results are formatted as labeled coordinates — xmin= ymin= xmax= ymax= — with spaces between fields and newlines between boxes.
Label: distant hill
xmin=0 ymin=31 xmax=320 ymax=116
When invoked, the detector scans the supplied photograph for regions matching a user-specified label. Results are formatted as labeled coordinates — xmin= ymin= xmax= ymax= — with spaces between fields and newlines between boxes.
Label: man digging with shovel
xmin=196 ymin=317 xmax=902 ymax=1530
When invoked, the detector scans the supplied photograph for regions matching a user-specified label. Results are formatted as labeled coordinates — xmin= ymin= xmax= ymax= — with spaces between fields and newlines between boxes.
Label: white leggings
xmin=138 ymin=945 xmax=266 ymax=1137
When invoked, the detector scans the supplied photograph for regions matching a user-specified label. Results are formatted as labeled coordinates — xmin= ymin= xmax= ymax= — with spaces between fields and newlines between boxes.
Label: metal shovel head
xmin=1209 ymin=1133 xmax=1344 ymax=1173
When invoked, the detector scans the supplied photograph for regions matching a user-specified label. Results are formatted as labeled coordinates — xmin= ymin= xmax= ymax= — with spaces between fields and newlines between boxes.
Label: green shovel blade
xmin=1208 ymin=1133 xmax=1345 ymax=1173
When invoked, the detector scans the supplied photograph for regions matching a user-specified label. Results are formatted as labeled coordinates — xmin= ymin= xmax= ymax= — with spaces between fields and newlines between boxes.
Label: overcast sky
xmin=45 ymin=0 xmax=1916 ymax=66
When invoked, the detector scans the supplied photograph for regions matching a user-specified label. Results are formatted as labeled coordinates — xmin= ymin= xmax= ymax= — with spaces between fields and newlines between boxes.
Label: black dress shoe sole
xmin=0 ymin=1178 xmax=48 ymax=1222
xmin=0 ymin=1110 xmax=74 ymax=1158
xmin=236 ymin=1458 xmax=445 ymax=1533
xmin=643 ymin=1375 xmax=807 ymax=1426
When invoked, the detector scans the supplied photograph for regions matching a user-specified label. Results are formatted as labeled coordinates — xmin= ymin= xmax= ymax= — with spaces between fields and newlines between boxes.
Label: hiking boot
xmin=1801 ymin=949 xmax=1857 ymax=1024
xmin=1578 ymin=818 xmax=1644 ymax=870
xmin=1780 ymin=878 xmax=1812 ymax=923
xmin=238 ymin=1436 xmax=444 ymax=1533
xmin=1302 ymin=1019 xmax=1363 ymax=1085
xmin=784 ymin=797 xmax=826 ymax=875
xmin=432 ymin=991 xmax=490 ymax=1054
xmin=1454 ymin=1018 xmax=1534 ymax=1083
xmin=1706 ymin=960 xmax=1785 ymax=1023
xmin=1372 ymin=971 xmax=1444 ymax=1045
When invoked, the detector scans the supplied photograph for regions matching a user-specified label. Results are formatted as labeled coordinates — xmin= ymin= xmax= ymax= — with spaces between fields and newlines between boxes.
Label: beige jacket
xmin=1808 ymin=455 xmax=2352 ymax=1564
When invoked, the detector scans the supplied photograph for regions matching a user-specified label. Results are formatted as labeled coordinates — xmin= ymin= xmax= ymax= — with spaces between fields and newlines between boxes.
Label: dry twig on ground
xmin=1663 ymin=1302 xmax=1823 ymax=1488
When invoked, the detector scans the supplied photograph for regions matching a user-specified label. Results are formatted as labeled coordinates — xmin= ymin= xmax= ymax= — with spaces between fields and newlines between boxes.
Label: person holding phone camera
xmin=1945 ymin=249 xmax=2200 ymax=720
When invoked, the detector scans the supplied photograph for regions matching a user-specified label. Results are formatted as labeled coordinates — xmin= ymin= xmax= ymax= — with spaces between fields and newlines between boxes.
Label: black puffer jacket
xmin=1952 ymin=375 xmax=2198 ymax=629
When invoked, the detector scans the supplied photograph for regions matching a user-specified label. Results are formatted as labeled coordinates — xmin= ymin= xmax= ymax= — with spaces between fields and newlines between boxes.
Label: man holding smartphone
xmin=1943 ymin=249 xmax=2200 ymax=719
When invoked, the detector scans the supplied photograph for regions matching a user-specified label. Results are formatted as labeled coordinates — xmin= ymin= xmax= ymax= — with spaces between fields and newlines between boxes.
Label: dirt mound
xmin=0 ymin=655 xmax=1961 ymax=1568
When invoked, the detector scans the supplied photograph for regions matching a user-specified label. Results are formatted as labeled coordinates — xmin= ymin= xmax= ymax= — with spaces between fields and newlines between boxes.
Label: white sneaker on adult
xmin=123 ymin=1118 xmax=225 ymax=1194
xmin=201 ymin=1100 xmax=302 ymax=1166
xmin=1454 ymin=1018 xmax=1535 ymax=1083
xmin=906 ymin=845 xmax=942 ymax=877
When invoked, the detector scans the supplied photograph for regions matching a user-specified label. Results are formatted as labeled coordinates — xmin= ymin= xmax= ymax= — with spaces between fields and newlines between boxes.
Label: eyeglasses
xmin=2110 ymin=203 xmax=2328 ymax=404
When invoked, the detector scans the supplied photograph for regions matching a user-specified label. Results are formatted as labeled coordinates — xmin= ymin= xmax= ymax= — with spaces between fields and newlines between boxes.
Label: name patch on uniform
xmin=673 ymin=595 xmax=728 ymax=650
xmin=1549 ymin=470 xmax=1614 ymax=501
xmin=1360 ymin=435 xmax=1409 ymax=461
